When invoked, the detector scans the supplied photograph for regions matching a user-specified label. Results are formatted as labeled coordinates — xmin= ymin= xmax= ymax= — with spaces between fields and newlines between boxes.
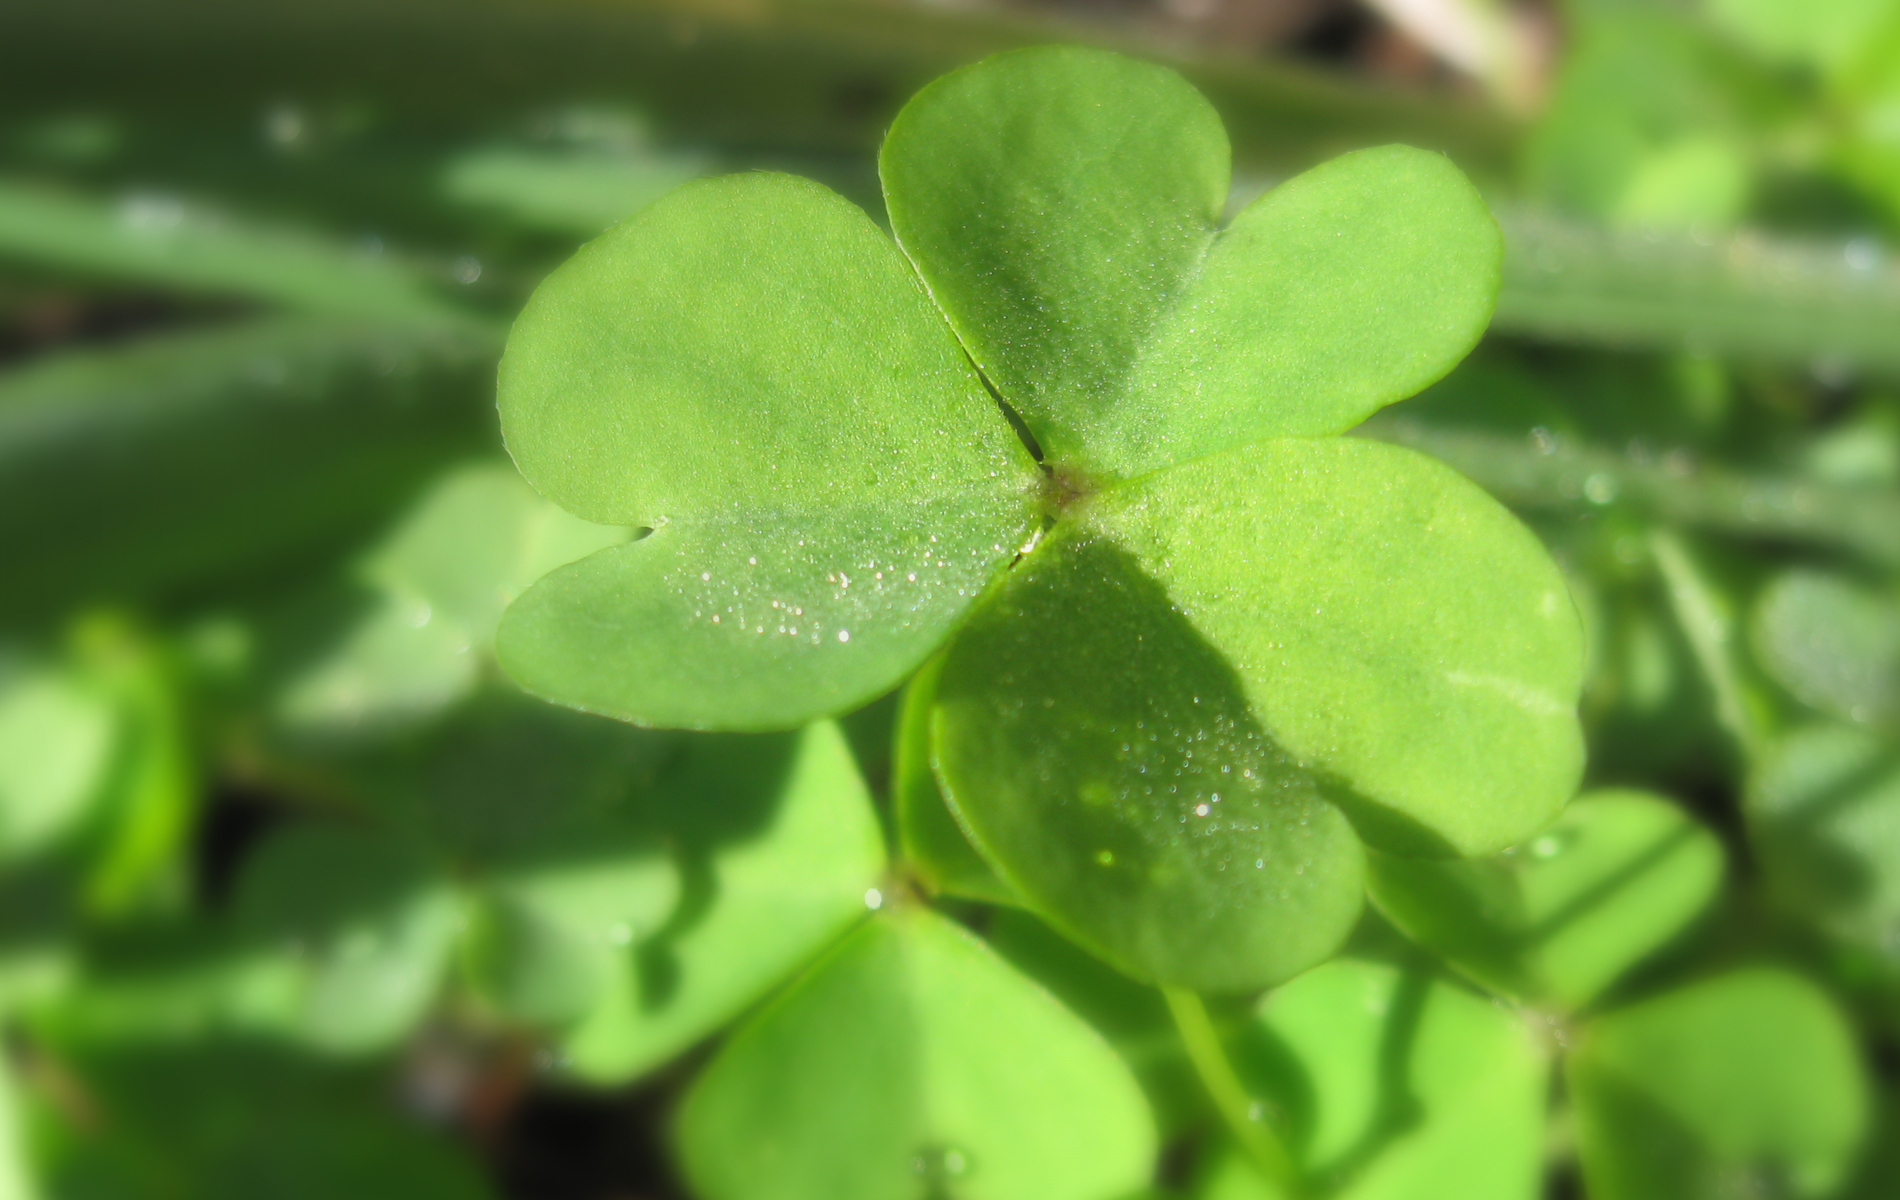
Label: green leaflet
xmin=884 ymin=48 xmax=1500 ymax=479
xmin=1568 ymin=968 xmax=1870 ymax=1200
xmin=1521 ymin=13 xmax=1773 ymax=230
xmin=0 ymin=659 xmax=116 ymax=863
xmin=980 ymin=908 xmax=1207 ymax=1137
xmin=1749 ymin=723 xmax=1900 ymax=951
xmin=498 ymin=490 xmax=1030 ymax=730
xmin=1093 ymin=438 xmax=1583 ymax=858
xmin=264 ymin=460 xmax=630 ymax=743
xmin=496 ymin=172 xmax=1040 ymax=729
xmin=1708 ymin=0 xmax=1897 ymax=77
xmin=1367 ymin=790 xmax=1725 ymax=1011
xmin=880 ymin=47 xmax=1228 ymax=471
xmin=560 ymin=721 xmax=887 ymax=1081
xmin=461 ymin=849 xmax=678 ymax=1028
xmin=441 ymin=698 xmax=680 ymax=1027
xmin=894 ymin=653 xmax=1019 ymax=907
xmin=936 ymin=528 xmax=1366 ymax=992
xmin=676 ymin=907 xmax=1156 ymax=1200
xmin=1751 ymin=570 xmax=1900 ymax=728
xmin=1203 ymin=957 xmax=1548 ymax=1200
xmin=229 ymin=824 xmax=460 ymax=1055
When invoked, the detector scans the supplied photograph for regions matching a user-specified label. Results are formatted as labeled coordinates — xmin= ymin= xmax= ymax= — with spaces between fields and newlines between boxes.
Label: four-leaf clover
xmin=495 ymin=46 xmax=1584 ymax=990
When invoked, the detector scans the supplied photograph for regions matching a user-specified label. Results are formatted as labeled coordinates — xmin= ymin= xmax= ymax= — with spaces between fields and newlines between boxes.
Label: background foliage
xmin=1 ymin=0 xmax=1899 ymax=1196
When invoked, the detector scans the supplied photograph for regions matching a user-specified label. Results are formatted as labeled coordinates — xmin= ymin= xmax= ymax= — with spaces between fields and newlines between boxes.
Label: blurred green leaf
xmin=1750 ymin=722 xmax=1900 ymax=951
xmin=494 ymin=171 xmax=1040 ymax=729
xmin=1367 ymin=790 xmax=1725 ymax=1011
xmin=230 ymin=824 xmax=459 ymax=1055
xmin=263 ymin=460 xmax=629 ymax=743
xmin=353 ymin=686 xmax=678 ymax=865
xmin=1203 ymin=956 xmax=1548 ymax=1200
xmin=1522 ymin=12 xmax=1774 ymax=229
xmin=1708 ymin=0 xmax=1897 ymax=77
xmin=0 ymin=178 xmax=473 ymax=321
xmin=0 ymin=318 xmax=498 ymax=621
xmin=29 ymin=1037 xmax=493 ymax=1200
xmin=66 ymin=617 xmax=198 ymax=920
xmin=0 ymin=1044 xmax=36 ymax=1200
xmin=677 ymin=906 xmax=1156 ymax=1200
xmin=461 ymin=846 xmax=676 ymax=1027
xmin=427 ymin=697 xmax=681 ymax=1027
xmin=1569 ymin=968 xmax=1869 ymax=1200
xmin=561 ymin=720 xmax=886 ymax=1081
xmin=265 ymin=588 xmax=481 ymax=746
xmin=1752 ymin=570 xmax=1900 ymax=726
xmin=0 ymin=658 xmax=116 ymax=862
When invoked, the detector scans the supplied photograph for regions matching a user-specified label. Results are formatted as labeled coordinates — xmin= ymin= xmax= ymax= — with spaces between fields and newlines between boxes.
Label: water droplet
xmin=1530 ymin=835 xmax=1562 ymax=859
xmin=837 ymin=629 xmax=851 ymax=643
xmin=1095 ymin=849 xmax=1115 ymax=866
xmin=863 ymin=887 xmax=883 ymax=909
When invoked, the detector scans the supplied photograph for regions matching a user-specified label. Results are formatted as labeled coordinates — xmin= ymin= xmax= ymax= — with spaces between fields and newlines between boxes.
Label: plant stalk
xmin=1649 ymin=528 xmax=1768 ymax=766
xmin=1162 ymin=986 xmax=1302 ymax=1197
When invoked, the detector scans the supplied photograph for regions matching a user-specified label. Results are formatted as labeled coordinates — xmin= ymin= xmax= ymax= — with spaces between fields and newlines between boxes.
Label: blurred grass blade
xmin=1364 ymin=417 xmax=1900 ymax=566
xmin=0 ymin=179 xmax=476 ymax=322
xmin=1496 ymin=209 xmax=1900 ymax=377
xmin=0 ymin=0 xmax=1515 ymax=175
xmin=0 ymin=317 xmax=500 ymax=622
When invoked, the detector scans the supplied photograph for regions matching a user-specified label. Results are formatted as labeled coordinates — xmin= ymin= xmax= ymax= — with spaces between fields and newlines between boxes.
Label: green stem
xmin=1649 ymin=528 xmax=1767 ymax=766
xmin=1162 ymin=986 xmax=1302 ymax=1197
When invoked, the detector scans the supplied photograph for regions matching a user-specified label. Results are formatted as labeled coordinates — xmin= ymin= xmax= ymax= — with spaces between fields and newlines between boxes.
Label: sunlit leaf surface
xmin=677 ymin=906 xmax=1156 ymax=1200
xmin=1203 ymin=956 xmax=1548 ymax=1200
xmin=884 ymin=49 xmax=1498 ymax=478
xmin=496 ymin=172 xmax=1039 ymax=728
xmin=1568 ymin=968 xmax=1869 ymax=1200
xmin=1368 ymin=790 xmax=1724 ymax=1010
xmin=561 ymin=721 xmax=886 ymax=1081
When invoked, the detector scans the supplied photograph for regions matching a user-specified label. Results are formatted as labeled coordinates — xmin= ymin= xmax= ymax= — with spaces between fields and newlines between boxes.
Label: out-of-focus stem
xmin=1162 ymin=986 xmax=1302 ymax=1197
xmin=1649 ymin=528 xmax=1768 ymax=766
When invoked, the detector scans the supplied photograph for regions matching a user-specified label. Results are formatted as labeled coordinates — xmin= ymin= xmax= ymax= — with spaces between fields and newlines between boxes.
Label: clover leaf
xmin=676 ymin=907 xmax=1156 ymax=1200
xmin=1367 ymin=790 xmax=1724 ymax=1012
xmin=496 ymin=46 xmax=1584 ymax=989
xmin=1567 ymin=968 xmax=1870 ymax=1200
xmin=1204 ymin=956 xmax=1549 ymax=1200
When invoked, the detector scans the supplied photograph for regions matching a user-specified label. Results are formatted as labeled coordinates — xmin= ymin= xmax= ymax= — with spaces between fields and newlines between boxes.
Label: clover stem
xmin=1162 ymin=985 xmax=1302 ymax=1197
xmin=1649 ymin=528 xmax=1767 ymax=767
